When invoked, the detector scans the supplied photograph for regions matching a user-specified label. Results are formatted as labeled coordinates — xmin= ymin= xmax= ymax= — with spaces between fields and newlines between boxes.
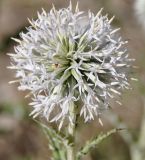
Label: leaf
xmin=35 ymin=120 xmax=68 ymax=160
xmin=76 ymin=128 xmax=121 ymax=160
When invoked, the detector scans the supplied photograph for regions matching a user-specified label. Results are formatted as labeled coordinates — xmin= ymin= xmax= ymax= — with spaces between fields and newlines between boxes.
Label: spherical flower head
xmin=9 ymin=3 xmax=132 ymax=127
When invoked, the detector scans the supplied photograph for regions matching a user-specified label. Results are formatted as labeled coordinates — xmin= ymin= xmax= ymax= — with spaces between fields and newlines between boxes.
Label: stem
xmin=67 ymin=104 xmax=77 ymax=160
xmin=138 ymin=98 xmax=145 ymax=150
xmin=130 ymin=97 xmax=145 ymax=160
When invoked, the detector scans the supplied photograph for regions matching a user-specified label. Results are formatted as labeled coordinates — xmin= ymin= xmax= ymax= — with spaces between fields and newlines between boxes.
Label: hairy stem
xmin=67 ymin=104 xmax=77 ymax=160
xmin=130 ymin=97 xmax=145 ymax=160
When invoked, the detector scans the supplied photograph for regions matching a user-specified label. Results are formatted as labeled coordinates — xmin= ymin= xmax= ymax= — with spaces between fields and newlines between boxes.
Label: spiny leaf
xmin=34 ymin=120 xmax=67 ymax=160
xmin=76 ymin=128 xmax=122 ymax=160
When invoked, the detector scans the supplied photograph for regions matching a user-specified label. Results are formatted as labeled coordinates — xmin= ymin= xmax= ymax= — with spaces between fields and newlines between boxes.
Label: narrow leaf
xmin=34 ymin=120 xmax=67 ymax=160
xmin=77 ymin=128 xmax=121 ymax=160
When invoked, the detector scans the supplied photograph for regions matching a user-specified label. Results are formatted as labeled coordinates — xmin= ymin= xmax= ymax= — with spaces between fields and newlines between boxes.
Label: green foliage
xmin=76 ymin=128 xmax=120 ymax=160
xmin=36 ymin=119 xmax=120 ymax=160
xmin=35 ymin=120 xmax=68 ymax=160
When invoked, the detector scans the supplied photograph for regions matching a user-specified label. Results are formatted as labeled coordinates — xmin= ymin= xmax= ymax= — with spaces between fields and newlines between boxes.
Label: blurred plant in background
xmin=134 ymin=0 xmax=145 ymax=30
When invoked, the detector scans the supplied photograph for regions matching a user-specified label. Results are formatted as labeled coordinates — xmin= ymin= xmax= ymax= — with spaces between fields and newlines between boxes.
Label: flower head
xmin=9 ymin=3 xmax=132 ymax=126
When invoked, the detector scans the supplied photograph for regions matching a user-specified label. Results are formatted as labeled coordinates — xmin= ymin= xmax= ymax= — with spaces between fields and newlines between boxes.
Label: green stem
xmin=67 ymin=104 xmax=77 ymax=160
xmin=130 ymin=97 xmax=145 ymax=160
xmin=138 ymin=98 xmax=145 ymax=150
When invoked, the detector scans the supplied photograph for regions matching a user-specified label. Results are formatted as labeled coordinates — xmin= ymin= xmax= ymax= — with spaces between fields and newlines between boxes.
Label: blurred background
xmin=0 ymin=0 xmax=145 ymax=160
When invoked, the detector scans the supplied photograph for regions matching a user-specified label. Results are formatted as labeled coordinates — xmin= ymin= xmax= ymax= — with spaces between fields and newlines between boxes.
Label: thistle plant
xmin=9 ymin=2 xmax=133 ymax=160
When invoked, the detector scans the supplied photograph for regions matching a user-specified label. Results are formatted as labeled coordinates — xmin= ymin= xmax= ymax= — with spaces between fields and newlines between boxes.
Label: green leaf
xmin=35 ymin=120 xmax=68 ymax=160
xmin=76 ymin=128 xmax=121 ymax=160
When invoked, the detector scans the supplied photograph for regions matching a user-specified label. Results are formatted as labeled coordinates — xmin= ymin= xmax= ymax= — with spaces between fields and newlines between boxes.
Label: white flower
xmin=134 ymin=0 xmax=145 ymax=29
xmin=9 ymin=3 xmax=132 ymax=126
